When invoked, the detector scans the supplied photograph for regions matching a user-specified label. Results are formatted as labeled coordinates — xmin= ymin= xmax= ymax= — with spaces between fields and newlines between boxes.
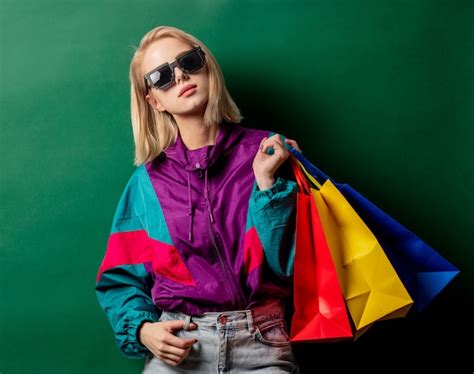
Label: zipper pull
xmin=208 ymin=203 xmax=215 ymax=223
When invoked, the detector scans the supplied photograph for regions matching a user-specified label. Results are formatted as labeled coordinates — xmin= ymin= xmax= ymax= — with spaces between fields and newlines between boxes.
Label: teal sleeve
xmin=95 ymin=168 xmax=162 ymax=359
xmin=95 ymin=264 xmax=161 ymax=359
xmin=249 ymin=176 xmax=298 ymax=279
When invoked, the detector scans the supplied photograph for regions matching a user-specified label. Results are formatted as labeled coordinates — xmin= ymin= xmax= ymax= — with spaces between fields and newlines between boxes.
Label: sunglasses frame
xmin=144 ymin=45 xmax=206 ymax=91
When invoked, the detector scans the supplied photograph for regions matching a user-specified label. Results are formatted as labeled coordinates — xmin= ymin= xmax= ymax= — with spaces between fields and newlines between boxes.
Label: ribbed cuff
xmin=117 ymin=310 xmax=160 ymax=359
xmin=254 ymin=177 xmax=297 ymax=200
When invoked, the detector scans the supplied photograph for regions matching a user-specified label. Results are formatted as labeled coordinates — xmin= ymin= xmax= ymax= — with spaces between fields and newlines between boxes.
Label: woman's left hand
xmin=252 ymin=134 xmax=301 ymax=190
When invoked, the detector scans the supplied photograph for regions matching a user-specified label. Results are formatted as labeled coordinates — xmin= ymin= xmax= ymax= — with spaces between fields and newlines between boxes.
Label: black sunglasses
xmin=144 ymin=45 xmax=206 ymax=91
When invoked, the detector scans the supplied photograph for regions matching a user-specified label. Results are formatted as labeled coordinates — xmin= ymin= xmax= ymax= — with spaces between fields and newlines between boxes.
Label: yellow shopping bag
xmin=296 ymin=158 xmax=413 ymax=337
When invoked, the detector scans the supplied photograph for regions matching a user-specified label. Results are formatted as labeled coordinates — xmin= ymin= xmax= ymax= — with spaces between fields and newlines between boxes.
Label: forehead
xmin=142 ymin=37 xmax=193 ymax=73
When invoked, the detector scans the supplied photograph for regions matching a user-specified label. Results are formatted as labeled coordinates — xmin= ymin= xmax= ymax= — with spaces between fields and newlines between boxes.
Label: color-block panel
xmin=96 ymin=230 xmax=196 ymax=286
xmin=243 ymin=226 xmax=265 ymax=274
xmin=149 ymin=239 xmax=197 ymax=287
xmin=96 ymin=230 xmax=156 ymax=283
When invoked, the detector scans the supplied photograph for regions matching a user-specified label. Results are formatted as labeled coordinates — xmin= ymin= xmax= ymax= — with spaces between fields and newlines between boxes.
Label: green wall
xmin=1 ymin=1 xmax=472 ymax=372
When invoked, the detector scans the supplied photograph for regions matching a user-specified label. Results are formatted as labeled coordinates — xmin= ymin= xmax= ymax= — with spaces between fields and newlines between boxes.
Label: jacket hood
xmin=160 ymin=119 xmax=245 ymax=242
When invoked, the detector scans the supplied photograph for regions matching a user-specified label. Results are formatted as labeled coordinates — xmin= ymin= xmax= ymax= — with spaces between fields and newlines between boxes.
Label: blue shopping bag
xmin=288 ymin=147 xmax=460 ymax=313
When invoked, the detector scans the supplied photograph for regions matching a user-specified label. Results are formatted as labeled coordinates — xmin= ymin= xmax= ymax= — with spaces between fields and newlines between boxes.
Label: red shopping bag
xmin=290 ymin=155 xmax=353 ymax=342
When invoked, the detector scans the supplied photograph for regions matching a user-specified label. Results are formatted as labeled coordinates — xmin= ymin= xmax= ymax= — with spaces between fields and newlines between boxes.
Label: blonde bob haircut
xmin=129 ymin=25 xmax=243 ymax=166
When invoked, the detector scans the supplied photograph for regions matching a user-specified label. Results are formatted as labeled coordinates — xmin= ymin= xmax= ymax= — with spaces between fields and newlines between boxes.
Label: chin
xmin=187 ymin=97 xmax=208 ymax=110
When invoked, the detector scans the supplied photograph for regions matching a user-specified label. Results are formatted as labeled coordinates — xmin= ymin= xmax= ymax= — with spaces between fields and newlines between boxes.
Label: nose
xmin=174 ymin=65 xmax=188 ymax=84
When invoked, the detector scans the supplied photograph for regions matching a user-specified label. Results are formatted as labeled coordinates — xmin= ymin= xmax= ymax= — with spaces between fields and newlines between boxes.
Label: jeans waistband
xmin=159 ymin=299 xmax=286 ymax=334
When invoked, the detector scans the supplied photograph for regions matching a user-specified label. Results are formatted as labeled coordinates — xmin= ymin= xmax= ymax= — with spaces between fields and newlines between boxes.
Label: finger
xmin=285 ymin=139 xmax=301 ymax=152
xmin=260 ymin=134 xmax=283 ymax=152
xmin=159 ymin=350 xmax=183 ymax=363
xmin=261 ymin=140 xmax=277 ymax=154
xmin=286 ymin=139 xmax=301 ymax=152
xmin=165 ymin=332 xmax=198 ymax=349
xmin=265 ymin=140 xmax=287 ymax=157
xmin=269 ymin=133 xmax=284 ymax=146
xmin=161 ymin=343 xmax=192 ymax=365
xmin=164 ymin=319 xmax=184 ymax=331
xmin=285 ymin=138 xmax=298 ymax=148
xmin=261 ymin=135 xmax=288 ymax=155
xmin=181 ymin=346 xmax=192 ymax=360
xmin=268 ymin=133 xmax=282 ymax=140
xmin=260 ymin=134 xmax=284 ymax=151
xmin=165 ymin=320 xmax=198 ymax=332
xmin=160 ymin=338 xmax=192 ymax=356
xmin=275 ymin=134 xmax=283 ymax=145
xmin=161 ymin=356 xmax=180 ymax=366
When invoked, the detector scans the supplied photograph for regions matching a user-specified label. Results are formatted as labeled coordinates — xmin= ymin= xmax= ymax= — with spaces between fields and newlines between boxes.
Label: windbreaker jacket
xmin=95 ymin=119 xmax=298 ymax=359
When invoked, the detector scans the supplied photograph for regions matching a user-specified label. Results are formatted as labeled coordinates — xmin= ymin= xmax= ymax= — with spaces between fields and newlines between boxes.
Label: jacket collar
xmin=163 ymin=119 xmax=239 ymax=171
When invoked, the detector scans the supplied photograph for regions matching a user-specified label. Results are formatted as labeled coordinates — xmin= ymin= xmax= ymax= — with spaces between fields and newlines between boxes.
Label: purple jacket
xmin=95 ymin=119 xmax=298 ymax=358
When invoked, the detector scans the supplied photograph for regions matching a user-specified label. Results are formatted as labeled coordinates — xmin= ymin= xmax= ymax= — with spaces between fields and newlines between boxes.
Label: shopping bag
xmin=288 ymin=154 xmax=413 ymax=335
xmin=290 ymin=148 xmax=460 ymax=313
xmin=290 ymin=156 xmax=353 ymax=342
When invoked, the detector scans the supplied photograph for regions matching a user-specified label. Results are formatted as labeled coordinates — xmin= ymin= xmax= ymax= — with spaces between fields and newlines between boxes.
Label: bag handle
xmin=290 ymin=154 xmax=320 ymax=194
xmin=298 ymin=159 xmax=322 ymax=190
xmin=289 ymin=148 xmax=330 ymax=186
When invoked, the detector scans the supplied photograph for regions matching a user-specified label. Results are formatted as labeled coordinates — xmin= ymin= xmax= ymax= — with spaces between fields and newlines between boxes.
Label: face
xmin=143 ymin=37 xmax=210 ymax=117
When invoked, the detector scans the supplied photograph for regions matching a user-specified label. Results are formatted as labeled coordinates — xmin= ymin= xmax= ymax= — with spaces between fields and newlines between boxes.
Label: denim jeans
xmin=142 ymin=299 xmax=300 ymax=373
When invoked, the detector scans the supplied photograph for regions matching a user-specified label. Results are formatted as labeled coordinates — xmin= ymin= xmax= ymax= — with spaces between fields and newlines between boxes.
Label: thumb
xmin=166 ymin=320 xmax=199 ymax=331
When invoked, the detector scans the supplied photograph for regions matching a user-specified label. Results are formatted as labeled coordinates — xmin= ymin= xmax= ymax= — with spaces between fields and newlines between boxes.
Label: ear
xmin=145 ymin=92 xmax=167 ymax=112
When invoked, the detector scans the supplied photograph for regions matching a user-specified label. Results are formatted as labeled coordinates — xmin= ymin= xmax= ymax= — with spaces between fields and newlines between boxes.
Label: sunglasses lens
xmin=149 ymin=66 xmax=173 ymax=89
xmin=177 ymin=49 xmax=204 ymax=73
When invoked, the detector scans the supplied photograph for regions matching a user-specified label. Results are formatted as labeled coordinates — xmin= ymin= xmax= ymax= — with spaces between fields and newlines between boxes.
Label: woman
xmin=95 ymin=25 xmax=302 ymax=373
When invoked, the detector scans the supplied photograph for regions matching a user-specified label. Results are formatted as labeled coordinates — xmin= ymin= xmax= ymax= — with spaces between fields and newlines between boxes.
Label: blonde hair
xmin=128 ymin=25 xmax=243 ymax=166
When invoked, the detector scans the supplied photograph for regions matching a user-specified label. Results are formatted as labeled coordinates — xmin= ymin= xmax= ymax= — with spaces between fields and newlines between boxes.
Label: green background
xmin=1 ymin=0 xmax=472 ymax=372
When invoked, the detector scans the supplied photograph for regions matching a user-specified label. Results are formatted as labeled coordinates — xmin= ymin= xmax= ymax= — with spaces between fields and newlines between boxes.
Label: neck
xmin=174 ymin=114 xmax=219 ymax=150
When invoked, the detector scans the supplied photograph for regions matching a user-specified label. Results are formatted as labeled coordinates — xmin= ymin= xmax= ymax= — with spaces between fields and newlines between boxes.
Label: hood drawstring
xmin=204 ymin=168 xmax=215 ymax=224
xmin=186 ymin=168 xmax=215 ymax=243
xmin=163 ymin=121 xmax=241 ymax=243
xmin=186 ymin=171 xmax=194 ymax=242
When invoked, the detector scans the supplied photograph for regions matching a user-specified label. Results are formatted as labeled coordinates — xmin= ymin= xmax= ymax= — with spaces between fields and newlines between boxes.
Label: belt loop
xmin=246 ymin=309 xmax=255 ymax=334
xmin=183 ymin=314 xmax=192 ymax=331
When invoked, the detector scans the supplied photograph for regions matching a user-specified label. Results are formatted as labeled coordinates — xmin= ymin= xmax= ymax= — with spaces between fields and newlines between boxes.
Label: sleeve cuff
xmin=116 ymin=310 xmax=161 ymax=359
xmin=253 ymin=177 xmax=298 ymax=204
xmin=250 ymin=177 xmax=298 ymax=223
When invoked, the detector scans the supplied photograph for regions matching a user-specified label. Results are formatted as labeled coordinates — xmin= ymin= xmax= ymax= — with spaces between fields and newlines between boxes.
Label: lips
xmin=179 ymin=84 xmax=197 ymax=97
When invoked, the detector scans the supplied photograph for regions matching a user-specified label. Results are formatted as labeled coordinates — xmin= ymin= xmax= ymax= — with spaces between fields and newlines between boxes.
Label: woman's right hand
xmin=138 ymin=320 xmax=199 ymax=367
